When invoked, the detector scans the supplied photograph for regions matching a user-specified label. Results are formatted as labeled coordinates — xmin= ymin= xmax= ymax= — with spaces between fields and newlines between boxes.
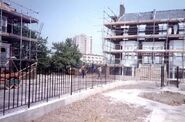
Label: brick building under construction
xmin=103 ymin=2 xmax=185 ymax=80
xmin=0 ymin=0 xmax=39 ymax=71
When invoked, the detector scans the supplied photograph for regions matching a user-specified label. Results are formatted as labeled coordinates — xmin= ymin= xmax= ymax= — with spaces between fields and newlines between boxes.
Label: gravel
xmin=32 ymin=94 xmax=150 ymax=122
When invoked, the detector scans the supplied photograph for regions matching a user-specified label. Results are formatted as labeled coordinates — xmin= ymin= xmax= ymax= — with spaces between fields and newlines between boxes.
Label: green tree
xmin=51 ymin=38 xmax=82 ymax=71
xmin=37 ymin=37 xmax=51 ymax=70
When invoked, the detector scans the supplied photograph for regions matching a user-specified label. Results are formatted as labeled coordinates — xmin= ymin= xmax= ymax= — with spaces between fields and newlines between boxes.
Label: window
xmin=124 ymin=67 xmax=132 ymax=76
xmin=138 ymin=25 xmax=146 ymax=36
xmin=1 ymin=48 xmax=6 ymax=52
xmin=1 ymin=16 xmax=7 ymax=32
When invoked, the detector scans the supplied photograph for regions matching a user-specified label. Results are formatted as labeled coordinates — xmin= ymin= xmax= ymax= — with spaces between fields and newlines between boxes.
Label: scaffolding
xmin=103 ymin=6 xmax=185 ymax=80
xmin=0 ymin=0 xmax=39 ymax=71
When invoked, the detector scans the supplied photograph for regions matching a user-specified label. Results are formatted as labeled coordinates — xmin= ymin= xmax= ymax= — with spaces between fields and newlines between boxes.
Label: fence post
xmin=91 ymin=75 xmax=94 ymax=89
xmin=2 ymin=68 xmax=6 ymax=115
xmin=70 ymin=67 xmax=73 ymax=95
xmin=114 ymin=64 xmax=116 ymax=81
xmin=105 ymin=64 xmax=107 ymax=84
xmin=47 ymin=69 xmax=49 ymax=102
xmin=176 ymin=66 xmax=179 ymax=88
xmin=161 ymin=65 xmax=164 ymax=87
xmin=28 ymin=64 xmax=31 ymax=108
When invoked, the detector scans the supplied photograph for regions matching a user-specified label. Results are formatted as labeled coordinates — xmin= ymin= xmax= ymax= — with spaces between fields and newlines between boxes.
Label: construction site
xmin=0 ymin=0 xmax=39 ymax=71
xmin=103 ymin=2 xmax=185 ymax=81
xmin=0 ymin=1 xmax=185 ymax=122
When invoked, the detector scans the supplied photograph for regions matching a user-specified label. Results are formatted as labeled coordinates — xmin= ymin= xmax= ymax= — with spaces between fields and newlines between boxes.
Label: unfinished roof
xmin=119 ymin=9 xmax=185 ymax=22
xmin=0 ymin=2 xmax=38 ymax=23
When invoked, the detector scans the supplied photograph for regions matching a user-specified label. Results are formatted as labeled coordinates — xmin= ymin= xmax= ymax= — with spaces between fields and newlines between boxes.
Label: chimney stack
xmin=119 ymin=0 xmax=125 ymax=17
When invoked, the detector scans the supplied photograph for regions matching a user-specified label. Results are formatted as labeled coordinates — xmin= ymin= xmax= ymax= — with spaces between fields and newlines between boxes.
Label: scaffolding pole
xmin=19 ymin=11 xmax=23 ymax=70
xmin=152 ymin=10 xmax=156 ymax=64
xmin=0 ymin=0 xmax=3 ymax=68
xmin=29 ymin=17 xmax=32 ymax=60
xmin=183 ymin=21 xmax=185 ymax=80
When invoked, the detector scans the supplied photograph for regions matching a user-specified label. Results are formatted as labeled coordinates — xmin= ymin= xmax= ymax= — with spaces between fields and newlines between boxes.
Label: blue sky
xmin=13 ymin=0 xmax=185 ymax=54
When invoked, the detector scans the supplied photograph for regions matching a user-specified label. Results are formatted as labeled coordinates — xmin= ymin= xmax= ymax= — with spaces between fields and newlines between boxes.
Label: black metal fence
xmin=2 ymin=63 xmax=184 ymax=115
xmin=0 ymin=64 xmax=116 ymax=115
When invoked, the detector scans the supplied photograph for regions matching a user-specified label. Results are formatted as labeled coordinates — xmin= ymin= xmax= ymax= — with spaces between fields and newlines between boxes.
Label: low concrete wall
xmin=0 ymin=81 xmax=125 ymax=122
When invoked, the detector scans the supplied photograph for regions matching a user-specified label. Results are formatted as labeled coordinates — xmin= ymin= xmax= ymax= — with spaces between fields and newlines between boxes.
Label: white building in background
xmin=81 ymin=54 xmax=106 ymax=65
xmin=73 ymin=34 xmax=92 ymax=54
xmin=73 ymin=34 xmax=106 ymax=65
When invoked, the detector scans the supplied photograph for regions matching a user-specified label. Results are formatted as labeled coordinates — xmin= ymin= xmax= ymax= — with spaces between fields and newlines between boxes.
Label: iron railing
xmin=0 ymin=64 xmax=116 ymax=115
xmin=1 ymin=64 xmax=184 ymax=115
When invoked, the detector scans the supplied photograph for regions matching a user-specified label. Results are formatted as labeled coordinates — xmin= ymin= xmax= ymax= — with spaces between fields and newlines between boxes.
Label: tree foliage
xmin=51 ymin=38 xmax=82 ymax=70
xmin=37 ymin=37 xmax=51 ymax=70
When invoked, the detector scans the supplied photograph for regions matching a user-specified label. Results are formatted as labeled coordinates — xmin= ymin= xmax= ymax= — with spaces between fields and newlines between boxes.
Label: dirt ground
xmin=141 ymin=91 xmax=185 ymax=106
xmin=32 ymin=94 xmax=150 ymax=122
xmin=31 ymin=81 xmax=185 ymax=122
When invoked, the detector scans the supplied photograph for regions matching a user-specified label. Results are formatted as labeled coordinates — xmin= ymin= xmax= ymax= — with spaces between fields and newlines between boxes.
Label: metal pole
xmin=28 ymin=64 xmax=31 ymax=108
xmin=2 ymin=68 xmax=6 ymax=115
xmin=70 ymin=66 xmax=72 ymax=95
xmin=29 ymin=17 xmax=32 ymax=60
xmin=102 ymin=10 xmax=105 ymax=56
xmin=166 ymin=21 xmax=169 ymax=78
xmin=91 ymin=72 xmax=94 ymax=89
xmin=182 ymin=22 xmax=185 ymax=81
xmin=20 ymin=11 xmax=23 ymax=70
xmin=0 ymin=0 xmax=3 ymax=67
xmin=36 ymin=23 xmax=38 ymax=62
xmin=152 ymin=10 xmax=156 ymax=64
xmin=105 ymin=64 xmax=107 ymax=84
xmin=161 ymin=65 xmax=164 ymax=87
xmin=176 ymin=66 xmax=179 ymax=88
